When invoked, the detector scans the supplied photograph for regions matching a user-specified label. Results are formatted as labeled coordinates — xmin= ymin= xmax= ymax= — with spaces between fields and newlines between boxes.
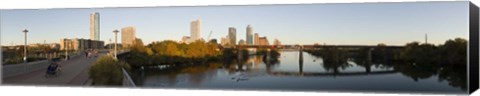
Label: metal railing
xmin=121 ymin=68 xmax=136 ymax=87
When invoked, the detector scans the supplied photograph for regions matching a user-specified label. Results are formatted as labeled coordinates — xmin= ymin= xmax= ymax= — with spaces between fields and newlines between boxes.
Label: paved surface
xmin=2 ymin=52 xmax=105 ymax=86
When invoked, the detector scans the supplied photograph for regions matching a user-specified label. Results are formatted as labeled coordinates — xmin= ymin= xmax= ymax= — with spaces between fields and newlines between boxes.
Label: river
xmin=133 ymin=51 xmax=466 ymax=94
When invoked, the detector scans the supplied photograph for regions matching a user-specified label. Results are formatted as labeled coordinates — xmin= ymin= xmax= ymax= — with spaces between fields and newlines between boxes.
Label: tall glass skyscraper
xmin=190 ymin=19 xmax=201 ymax=41
xmin=246 ymin=25 xmax=253 ymax=45
xmin=90 ymin=12 xmax=100 ymax=40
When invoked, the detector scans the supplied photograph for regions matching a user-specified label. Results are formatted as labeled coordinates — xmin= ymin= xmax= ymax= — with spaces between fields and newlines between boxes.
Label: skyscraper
xmin=191 ymin=19 xmax=202 ymax=42
xmin=228 ymin=27 xmax=236 ymax=45
xmin=254 ymin=33 xmax=259 ymax=45
xmin=121 ymin=26 xmax=136 ymax=48
xmin=246 ymin=25 xmax=253 ymax=45
xmin=90 ymin=12 xmax=100 ymax=40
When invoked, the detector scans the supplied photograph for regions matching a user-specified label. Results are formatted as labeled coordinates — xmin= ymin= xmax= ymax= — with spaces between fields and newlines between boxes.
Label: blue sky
xmin=0 ymin=1 xmax=469 ymax=46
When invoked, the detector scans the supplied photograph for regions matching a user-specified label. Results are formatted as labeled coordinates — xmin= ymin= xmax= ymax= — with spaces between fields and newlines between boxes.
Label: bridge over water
xmin=271 ymin=50 xmax=396 ymax=77
xmin=236 ymin=45 xmax=404 ymax=49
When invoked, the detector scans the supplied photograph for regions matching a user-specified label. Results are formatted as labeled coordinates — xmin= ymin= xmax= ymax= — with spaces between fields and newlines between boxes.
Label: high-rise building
xmin=254 ymin=33 xmax=259 ymax=45
xmin=246 ymin=25 xmax=253 ymax=45
xmin=121 ymin=26 xmax=136 ymax=48
xmin=228 ymin=27 xmax=236 ymax=45
xmin=191 ymin=19 xmax=202 ymax=41
xmin=258 ymin=37 xmax=269 ymax=45
xmin=90 ymin=12 xmax=100 ymax=40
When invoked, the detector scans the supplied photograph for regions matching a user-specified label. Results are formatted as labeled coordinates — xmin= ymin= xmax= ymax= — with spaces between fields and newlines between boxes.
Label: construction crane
xmin=207 ymin=31 xmax=213 ymax=40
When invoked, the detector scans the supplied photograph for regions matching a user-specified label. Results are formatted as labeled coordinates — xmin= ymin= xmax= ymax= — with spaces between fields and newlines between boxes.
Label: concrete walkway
xmin=2 ymin=52 xmax=105 ymax=86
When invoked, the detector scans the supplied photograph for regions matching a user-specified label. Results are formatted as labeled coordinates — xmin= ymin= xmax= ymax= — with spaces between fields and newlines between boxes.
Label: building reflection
xmin=136 ymin=51 xmax=466 ymax=91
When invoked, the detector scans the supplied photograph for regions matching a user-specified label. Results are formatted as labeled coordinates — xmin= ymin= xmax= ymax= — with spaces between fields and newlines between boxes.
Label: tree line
xmin=123 ymin=40 xmax=222 ymax=67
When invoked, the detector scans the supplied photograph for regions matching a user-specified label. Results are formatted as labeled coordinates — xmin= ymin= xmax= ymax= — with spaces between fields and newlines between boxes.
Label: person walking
xmin=85 ymin=51 xmax=88 ymax=58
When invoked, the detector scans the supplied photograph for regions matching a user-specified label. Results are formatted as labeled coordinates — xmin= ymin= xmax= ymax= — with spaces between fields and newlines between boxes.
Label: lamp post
xmin=109 ymin=38 xmax=112 ymax=51
xmin=22 ymin=29 xmax=28 ymax=72
xmin=65 ymin=42 xmax=69 ymax=60
xmin=113 ymin=29 xmax=119 ymax=60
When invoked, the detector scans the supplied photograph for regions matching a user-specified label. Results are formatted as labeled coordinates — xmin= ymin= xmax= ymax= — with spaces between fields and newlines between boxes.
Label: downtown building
xmin=246 ymin=25 xmax=253 ymax=45
xmin=190 ymin=19 xmax=202 ymax=42
xmin=258 ymin=37 xmax=270 ymax=45
xmin=254 ymin=33 xmax=259 ymax=45
xmin=59 ymin=12 xmax=104 ymax=51
xmin=60 ymin=38 xmax=104 ymax=51
xmin=228 ymin=27 xmax=237 ymax=45
xmin=220 ymin=36 xmax=231 ymax=46
xmin=122 ymin=26 xmax=136 ymax=48
xmin=238 ymin=39 xmax=246 ymax=45
xmin=90 ymin=12 xmax=100 ymax=40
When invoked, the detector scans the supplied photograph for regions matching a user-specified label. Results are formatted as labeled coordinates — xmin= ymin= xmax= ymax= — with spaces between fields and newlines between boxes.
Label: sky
xmin=0 ymin=1 xmax=470 ymax=46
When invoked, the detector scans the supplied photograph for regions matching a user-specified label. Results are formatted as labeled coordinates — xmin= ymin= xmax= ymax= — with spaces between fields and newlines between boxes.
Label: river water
xmin=134 ymin=51 xmax=466 ymax=94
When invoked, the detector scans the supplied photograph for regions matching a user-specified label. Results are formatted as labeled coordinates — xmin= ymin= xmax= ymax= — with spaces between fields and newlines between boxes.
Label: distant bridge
xmin=236 ymin=45 xmax=404 ymax=49
xmin=267 ymin=70 xmax=397 ymax=77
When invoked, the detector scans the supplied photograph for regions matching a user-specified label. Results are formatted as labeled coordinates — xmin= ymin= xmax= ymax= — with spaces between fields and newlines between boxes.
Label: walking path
xmin=3 ymin=52 xmax=105 ymax=86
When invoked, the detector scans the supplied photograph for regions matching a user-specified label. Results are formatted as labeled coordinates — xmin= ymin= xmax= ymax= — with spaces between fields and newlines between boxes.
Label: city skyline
xmin=0 ymin=1 xmax=469 ymax=46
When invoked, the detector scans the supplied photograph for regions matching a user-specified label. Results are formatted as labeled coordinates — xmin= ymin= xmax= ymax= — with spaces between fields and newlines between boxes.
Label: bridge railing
xmin=121 ymin=67 xmax=136 ymax=87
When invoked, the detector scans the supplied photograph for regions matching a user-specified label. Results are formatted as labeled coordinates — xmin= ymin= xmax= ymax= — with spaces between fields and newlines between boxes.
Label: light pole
xmin=113 ymin=29 xmax=119 ymax=60
xmin=109 ymin=38 xmax=112 ymax=51
xmin=65 ymin=42 xmax=69 ymax=60
xmin=22 ymin=29 xmax=28 ymax=72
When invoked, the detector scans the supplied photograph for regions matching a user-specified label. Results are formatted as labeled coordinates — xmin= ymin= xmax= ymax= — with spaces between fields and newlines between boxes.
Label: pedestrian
xmin=88 ymin=52 xmax=91 ymax=58
xmin=85 ymin=51 xmax=88 ymax=57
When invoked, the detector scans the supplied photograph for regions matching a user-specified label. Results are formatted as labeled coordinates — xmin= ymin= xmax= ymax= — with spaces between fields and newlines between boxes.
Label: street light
xmin=113 ymin=29 xmax=119 ymax=60
xmin=109 ymin=38 xmax=112 ymax=51
xmin=22 ymin=29 xmax=28 ymax=72
xmin=65 ymin=42 xmax=69 ymax=60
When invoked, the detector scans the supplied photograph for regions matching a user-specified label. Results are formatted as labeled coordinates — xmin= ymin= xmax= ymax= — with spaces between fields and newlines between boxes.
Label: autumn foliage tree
xmin=125 ymin=40 xmax=221 ymax=66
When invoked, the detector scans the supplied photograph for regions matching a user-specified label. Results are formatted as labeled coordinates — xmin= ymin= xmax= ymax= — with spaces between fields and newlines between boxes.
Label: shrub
xmin=88 ymin=56 xmax=130 ymax=86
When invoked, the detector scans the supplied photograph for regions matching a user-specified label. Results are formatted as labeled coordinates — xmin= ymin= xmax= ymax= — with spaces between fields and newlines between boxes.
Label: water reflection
xmin=136 ymin=51 xmax=466 ymax=93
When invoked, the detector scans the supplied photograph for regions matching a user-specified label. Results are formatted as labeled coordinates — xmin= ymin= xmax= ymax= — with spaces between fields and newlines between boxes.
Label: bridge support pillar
xmin=266 ymin=49 xmax=271 ymax=62
xmin=367 ymin=48 xmax=373 ymax=62
xmin=299 ymin=47 xmax=303 ymax=62
xmin=237 ymin=49 xmax=243 ymax=61
xmin=299 ymin=47 xmax=304 ymax=76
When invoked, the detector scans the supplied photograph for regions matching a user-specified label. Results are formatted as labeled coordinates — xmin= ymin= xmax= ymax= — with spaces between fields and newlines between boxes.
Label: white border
xmin=1 ymin=0 xmax=479 ymax=96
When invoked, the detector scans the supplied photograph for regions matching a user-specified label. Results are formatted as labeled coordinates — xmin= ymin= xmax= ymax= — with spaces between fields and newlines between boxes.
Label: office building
xmin=122 ymin=26 xmax=136 ymax=48
xmin=246 ymin=25 xmax=253 ymax=45
xmin=90 ymin=12 xmax=100 ymax=40
xmin=60 ymin=38 xmax=104 ymax=51
xmin=254 ymin=33 xmax=259 ymax=45
xmin=258 ymin=37 xmax=269 ymax=45
xmin=191 ymin=19 xmax=202 ymax=41
xmin=238 ymin=39 xmax=246 ymax=45
xmin=228 ymin=27 xmax=236 ymax=45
